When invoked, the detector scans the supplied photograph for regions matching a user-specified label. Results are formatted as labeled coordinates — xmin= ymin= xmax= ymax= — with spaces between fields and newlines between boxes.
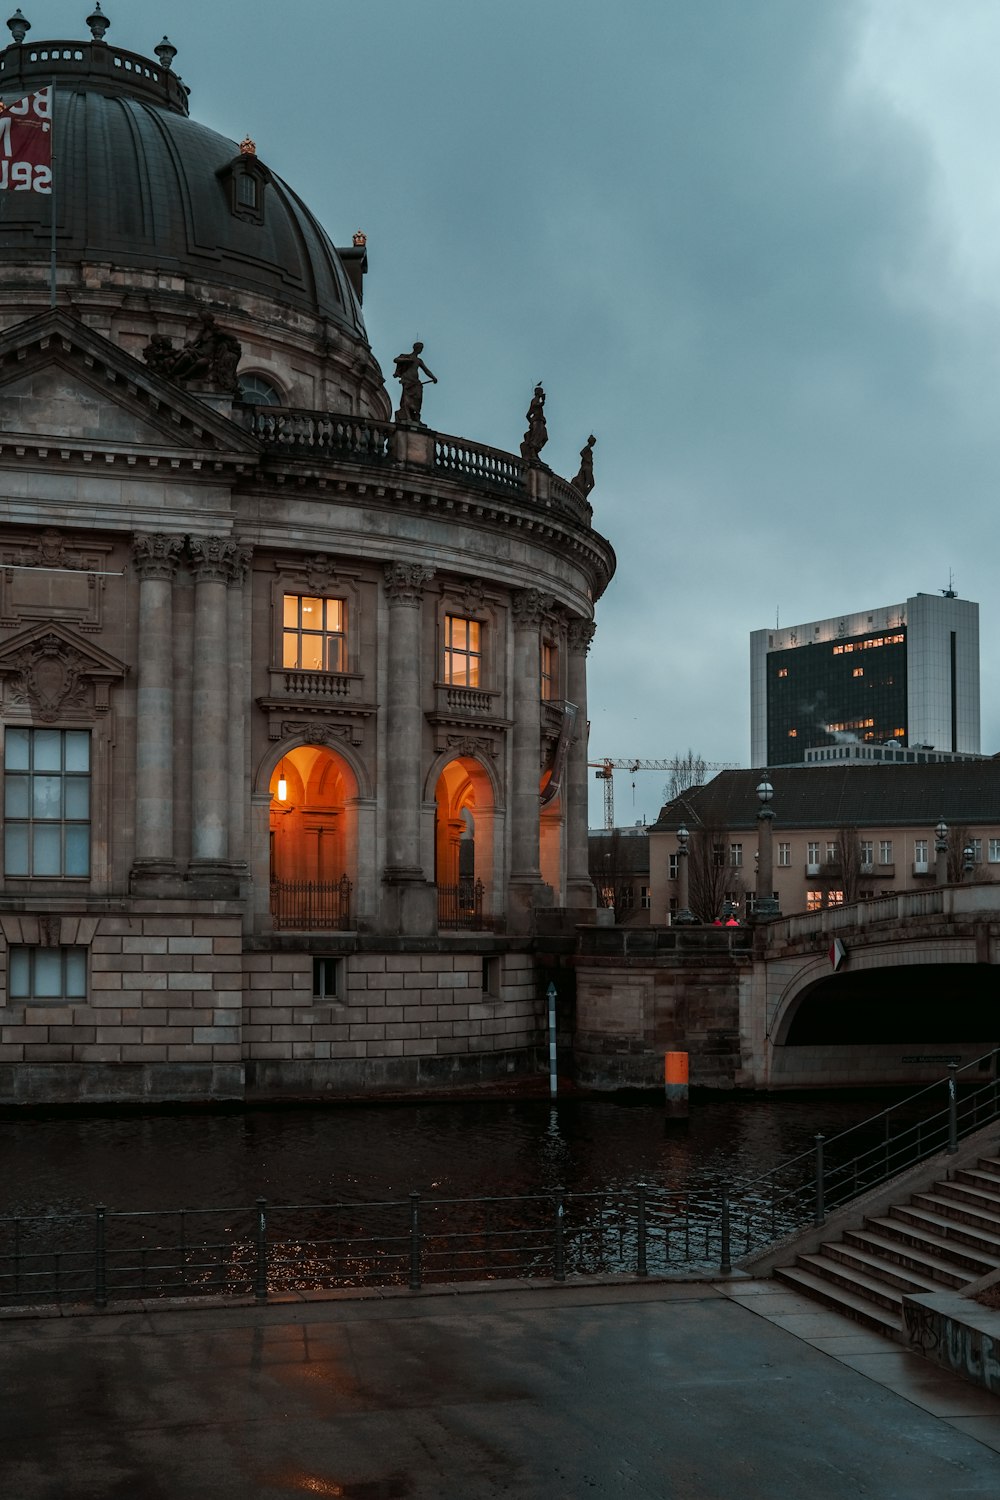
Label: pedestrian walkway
xmin=2 ymin=1279 xmax=999 ymax=1498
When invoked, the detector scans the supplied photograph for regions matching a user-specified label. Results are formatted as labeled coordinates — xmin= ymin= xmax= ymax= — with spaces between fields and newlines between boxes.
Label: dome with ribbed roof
xmin=0 ymin=27 xmax=386 ymax=414
xmin=0 ymin=34 xmax=364 ymax=332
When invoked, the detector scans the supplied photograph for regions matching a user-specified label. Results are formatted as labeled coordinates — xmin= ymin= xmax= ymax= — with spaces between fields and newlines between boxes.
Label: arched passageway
xmin=784 ymin=964 xmax=1000 ymax=1045
xmin=269 ymin=745 xmax=359 ymax=929
xmin=434 ymin=756 xmax=496 ymax=929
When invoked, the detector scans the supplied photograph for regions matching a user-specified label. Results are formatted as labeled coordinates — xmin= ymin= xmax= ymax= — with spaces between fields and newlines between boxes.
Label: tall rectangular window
xmin=879 ymin=839 xmax=893 ymax=864
xmin=4 ymin=729 xmax=90 ymax=877
xmin=777 ymin=842 xmax=790 ymax=867
xmin=8 ymin=945 xmax=87 ymax=1002
xmin=729 ymin=843 xmax=742 ymax=868
xmin=669 ymin=852 xmax=679 ymax=879
xmin=283 ymin=595 xmax=346 ymax=673
xmin=540 ymin=641 xmax=556 ymax=701
xmin=444 ymin=615 xmax=481 ymax=687
xmin=807 ymin=842 xmax=820 ymax=865
xmin=860 ymin=840 xmax=874 ymax=868
xmin=989 ymin=839 xmax=1000 ymax=864
xmin=914 ymin=839 xmax=928 ymax=864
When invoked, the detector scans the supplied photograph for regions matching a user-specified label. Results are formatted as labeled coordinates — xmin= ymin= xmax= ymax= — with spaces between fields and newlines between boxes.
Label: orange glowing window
xmin=541 ymin=641 xmax=556 ymax=701
xmin=444 ymin=615 xmax=481 ymax=687
xmin=283 ymin=595 xmax=346 ymax=673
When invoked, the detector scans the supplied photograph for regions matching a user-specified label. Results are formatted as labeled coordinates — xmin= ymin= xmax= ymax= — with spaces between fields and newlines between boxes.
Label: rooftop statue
xmin=393 ymin=341 xmax=437 ymax=424
xmin=572 ymin=434 xmax=596 ymax=497
xmin=520 ymin=383 xmax=547 ymax=463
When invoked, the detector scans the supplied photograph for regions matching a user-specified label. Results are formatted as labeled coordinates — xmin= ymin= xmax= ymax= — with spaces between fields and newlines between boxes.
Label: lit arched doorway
xmin=433 ymin=755 xmax=496 ymax=929
xmin=269 ymin=744 xmax=358 ymax=929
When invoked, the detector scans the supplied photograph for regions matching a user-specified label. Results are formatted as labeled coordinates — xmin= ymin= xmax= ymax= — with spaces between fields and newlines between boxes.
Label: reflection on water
xmin=0 ymin=1090 xmax=934 ymax=1218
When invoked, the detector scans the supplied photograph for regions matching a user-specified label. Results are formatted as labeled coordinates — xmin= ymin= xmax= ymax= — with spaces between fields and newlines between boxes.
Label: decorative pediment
xmin=0 ymin=309 xmax=258 ymax=457
xmin=0 ymin=621 xmax=128 ymax=721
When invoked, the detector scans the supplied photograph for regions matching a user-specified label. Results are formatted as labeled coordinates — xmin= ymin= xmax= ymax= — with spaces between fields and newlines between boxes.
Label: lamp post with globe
xmin=754 ymin=775 xmax=781 ymax=919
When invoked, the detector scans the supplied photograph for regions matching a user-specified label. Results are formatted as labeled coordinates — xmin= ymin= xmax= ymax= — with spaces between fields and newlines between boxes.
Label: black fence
xmin=437 ymin=879 xmax=486 ymax=930
xmin=0 ymin=1186 xmax=732 ymax=1310
xmin=5 ymin=1052 xmax=998 ymax=1312
xmin=270 ymin=876 xmax=352 ymax=931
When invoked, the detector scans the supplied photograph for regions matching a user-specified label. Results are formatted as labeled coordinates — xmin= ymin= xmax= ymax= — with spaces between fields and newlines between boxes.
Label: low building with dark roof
xmin=649 ymin=763 xmax=1000 ymax=923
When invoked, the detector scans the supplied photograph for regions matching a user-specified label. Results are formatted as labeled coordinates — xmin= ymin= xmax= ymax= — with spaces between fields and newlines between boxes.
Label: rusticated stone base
xmin=0 ymin=1061 xmax=244 ymax=1105
xmin=245 ymin=1046 xmax=545 ymax=1100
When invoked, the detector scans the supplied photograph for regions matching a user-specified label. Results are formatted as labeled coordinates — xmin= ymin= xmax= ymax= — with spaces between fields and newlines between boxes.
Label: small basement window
xmin=313 ymin=955 xmax=344 ymax=1003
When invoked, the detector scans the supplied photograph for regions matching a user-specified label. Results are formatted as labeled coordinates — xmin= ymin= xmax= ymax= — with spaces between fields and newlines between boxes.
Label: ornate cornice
xmin=132 ymin=532 xmax=184 ymax=581
xmin=384 ymin=561 xmax=433 ymax=607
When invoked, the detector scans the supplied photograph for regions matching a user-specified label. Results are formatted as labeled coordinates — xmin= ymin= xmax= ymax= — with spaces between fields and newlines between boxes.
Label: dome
xmin=0 ymin=35 xmax=367 ymax=338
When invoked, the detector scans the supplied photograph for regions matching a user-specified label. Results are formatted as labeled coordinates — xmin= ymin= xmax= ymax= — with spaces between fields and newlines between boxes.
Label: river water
xmin=0 ymin=1090 xmax=934 ymax=1219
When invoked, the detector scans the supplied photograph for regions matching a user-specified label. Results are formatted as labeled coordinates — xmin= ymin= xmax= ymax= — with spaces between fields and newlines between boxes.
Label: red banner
xmin=0 ymin=86 xmax=52 ymax=193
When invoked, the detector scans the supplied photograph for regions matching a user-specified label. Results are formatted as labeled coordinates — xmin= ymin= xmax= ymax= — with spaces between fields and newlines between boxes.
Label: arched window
xmin=237 ymin=372 xmax=283 ymax=407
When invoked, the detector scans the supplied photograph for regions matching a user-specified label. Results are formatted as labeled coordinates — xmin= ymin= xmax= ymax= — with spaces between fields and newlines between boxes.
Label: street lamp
xmin=754 ymin=775 xmax=780 ymax=919
xmin=934 ymin=818 xmax=948 ymax=885
xmin=963 ymin=844 xmax=975 ymax=882
xmin=674 ymin=823 xmax=696 ymax=924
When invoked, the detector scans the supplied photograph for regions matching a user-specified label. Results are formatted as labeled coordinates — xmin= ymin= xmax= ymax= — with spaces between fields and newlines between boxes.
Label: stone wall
xmin=574 ymin=956 xmax=746 ymax=1090
xmin=243 ymin=948 xmax=542 ymax=1097
xmin=0 ymin=912 xmax=545 ymax=1104
xmin=0 ymin=906 xmax=244 ymax=1103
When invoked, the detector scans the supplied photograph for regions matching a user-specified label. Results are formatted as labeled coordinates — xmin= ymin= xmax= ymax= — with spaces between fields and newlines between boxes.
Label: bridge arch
xmin=773 ymin=936 xmax=989 ymax=1044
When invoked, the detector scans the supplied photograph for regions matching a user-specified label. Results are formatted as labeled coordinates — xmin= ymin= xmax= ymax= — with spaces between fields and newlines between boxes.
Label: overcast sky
xmin=38 ymin=1 xmax=1000 ymax=826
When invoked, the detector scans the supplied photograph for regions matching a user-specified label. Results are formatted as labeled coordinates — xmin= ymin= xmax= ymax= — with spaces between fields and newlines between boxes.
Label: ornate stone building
xmin=0 ymin=19 xmax=614 ymax=1103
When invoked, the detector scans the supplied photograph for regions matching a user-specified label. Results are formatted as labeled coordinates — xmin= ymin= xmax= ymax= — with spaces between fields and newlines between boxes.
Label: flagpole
xmin=48 ymin=80 xmax=56 ymax=308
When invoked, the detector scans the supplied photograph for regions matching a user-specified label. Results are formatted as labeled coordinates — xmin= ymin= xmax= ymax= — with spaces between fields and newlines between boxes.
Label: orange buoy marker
xmin=664 ymin=1051 xmax=689 ymax=1119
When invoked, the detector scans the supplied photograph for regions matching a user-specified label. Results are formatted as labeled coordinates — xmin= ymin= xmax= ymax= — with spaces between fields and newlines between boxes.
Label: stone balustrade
xmin=241 ymin=407 xmax=595 ymax=528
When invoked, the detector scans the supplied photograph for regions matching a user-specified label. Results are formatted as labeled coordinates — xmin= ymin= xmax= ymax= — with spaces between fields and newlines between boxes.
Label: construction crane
xmin=589 ymin=758 xmax=741 ymax=831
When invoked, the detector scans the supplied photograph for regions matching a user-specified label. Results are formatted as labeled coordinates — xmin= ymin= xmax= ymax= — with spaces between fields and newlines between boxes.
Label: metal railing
xmin=727 ymin=1048 xmax=1000 ymax=1261
xmin=0 ymin=1185 xmax=735 ymax=1310
xmin=5 ymin=1052 xmax=998 ymax=1311
xmin=270 ymin=876 xmax=352 ymax=931
xmin=437 ymin=878 xmax=486 ymax=930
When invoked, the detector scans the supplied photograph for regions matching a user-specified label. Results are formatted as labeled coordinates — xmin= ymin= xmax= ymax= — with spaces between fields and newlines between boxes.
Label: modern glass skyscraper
xmin=750 ymin=593 xmax=980 ymax=767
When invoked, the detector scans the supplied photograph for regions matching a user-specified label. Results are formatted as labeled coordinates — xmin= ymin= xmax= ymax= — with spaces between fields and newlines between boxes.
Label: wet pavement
xmin=2 ymin=1279 xmax=1000 ymax=1498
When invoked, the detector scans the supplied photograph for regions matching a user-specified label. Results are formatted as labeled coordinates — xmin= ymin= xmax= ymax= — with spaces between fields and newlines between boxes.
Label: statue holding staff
xmin=393 ymin=341 xmax=437 ymax=424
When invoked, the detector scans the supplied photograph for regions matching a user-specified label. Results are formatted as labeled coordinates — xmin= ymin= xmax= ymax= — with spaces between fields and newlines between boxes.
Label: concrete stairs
xmin=774 ymin=1155 xmax=1000 ymax=1338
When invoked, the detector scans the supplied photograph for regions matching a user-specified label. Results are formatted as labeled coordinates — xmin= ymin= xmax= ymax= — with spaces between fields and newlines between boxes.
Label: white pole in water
xmin=547 ymin=981 xmax=558 ymax=1099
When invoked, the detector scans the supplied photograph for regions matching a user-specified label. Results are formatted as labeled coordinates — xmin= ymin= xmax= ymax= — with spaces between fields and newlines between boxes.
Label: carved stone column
xmin=189 ymin=536 xmax=237 ymax=883
xmin=565 ymin=616 xmax=597 ymax=907
xmin=508 ymin=588 xmax=551 ymax=929
xmin=226 ymin=545 xmax=253 ymax=879
xmin=381 ymin=562 xmax=435 ymax=934
xmin=131 ymin=533 xmax=184 ymax=886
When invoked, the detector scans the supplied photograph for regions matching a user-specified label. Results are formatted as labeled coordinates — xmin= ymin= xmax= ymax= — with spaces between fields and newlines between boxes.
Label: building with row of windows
xmin=0 ymin=23 xmax=614 ymax=1103
xmin=649 ymin=763 xmax=1000 ymax=923
xmin=750 ymin=592 xmax=980 ymax=767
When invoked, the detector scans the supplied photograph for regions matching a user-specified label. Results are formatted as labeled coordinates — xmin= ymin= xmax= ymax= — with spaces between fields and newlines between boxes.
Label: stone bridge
xmin=571 ymin=887 xmax=1000 ymax=1091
